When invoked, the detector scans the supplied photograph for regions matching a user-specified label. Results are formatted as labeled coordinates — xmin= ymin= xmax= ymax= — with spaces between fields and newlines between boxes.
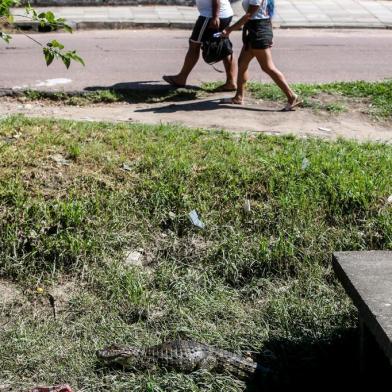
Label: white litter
xmin=189 ymin=210 xmax=205 ymax=229
xmin=121 ymin=163 xmax=132 ymax=171
xmin=124 ymin=250 xmax=143 ymax=267
xmin=50 ymin=154 xmax=70 ymax=166
xmin=243 ymin=199 xmax=251 ymax=213
xmin=301 ymin=158 xmax=310 ymax=170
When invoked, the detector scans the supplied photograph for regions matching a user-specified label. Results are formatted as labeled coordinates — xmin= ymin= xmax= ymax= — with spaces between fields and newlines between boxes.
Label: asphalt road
xmin=1 ymin=29 xmax=392 ymax=91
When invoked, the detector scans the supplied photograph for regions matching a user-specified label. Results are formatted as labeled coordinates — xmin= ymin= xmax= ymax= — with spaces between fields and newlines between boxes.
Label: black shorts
xmin=242 ymin=19 xmax=273 ymax=50
xmin=190 ymin=15 xmax=233 ymax=44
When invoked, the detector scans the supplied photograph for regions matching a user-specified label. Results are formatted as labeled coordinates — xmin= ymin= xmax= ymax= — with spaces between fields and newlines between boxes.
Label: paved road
xmin=1 ymin=29 xmax=392 ymax=92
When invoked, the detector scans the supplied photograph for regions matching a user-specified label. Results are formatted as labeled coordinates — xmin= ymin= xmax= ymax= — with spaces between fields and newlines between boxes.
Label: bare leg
xmin=254 ymin=48 xmax=296 ymax=104
xmin=231 ymin=46 xmax=254 ymax=104
xmin=221 ymin=53 xmax=237 ymax=90
xmin=163 ymin=41 xmax=201 ymax=86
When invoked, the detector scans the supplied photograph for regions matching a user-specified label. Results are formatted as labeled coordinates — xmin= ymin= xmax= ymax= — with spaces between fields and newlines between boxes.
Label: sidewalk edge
xmin=12 ymin=20 xmax=392 ymax=31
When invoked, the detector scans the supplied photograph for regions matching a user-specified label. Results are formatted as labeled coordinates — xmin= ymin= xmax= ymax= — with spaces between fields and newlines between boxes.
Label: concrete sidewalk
xmin=11 ymin=0 xmax=392 ymax=29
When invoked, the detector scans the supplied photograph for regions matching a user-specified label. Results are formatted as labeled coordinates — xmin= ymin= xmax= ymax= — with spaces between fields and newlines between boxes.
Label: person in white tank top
xmin=163 ymin=0 xmax=237 ymax=91
xmin=196 ymin=0 xmax=233 ymax=18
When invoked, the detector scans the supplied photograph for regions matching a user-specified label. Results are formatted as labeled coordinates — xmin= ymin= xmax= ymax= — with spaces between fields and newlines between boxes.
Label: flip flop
xmin=220 ymin=97 xmax=244 ymax=105
xmin=162 ymin=75 xmax=185 ymax=88
xmin=282 ymin=95 xmax=302 ymax=112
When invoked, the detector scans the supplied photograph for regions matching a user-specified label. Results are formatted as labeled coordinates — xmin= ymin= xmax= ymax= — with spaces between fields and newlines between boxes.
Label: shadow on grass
xmin=84 ymin=80 xmax=202 ymax=104
xmin=85 ymin=81 xmax=194 ymax=92
xmin=249 ymin=327 xmax=392 ymax=390
xmin=246 ymin=328 xmax=362 ymax=391
xmin=135 ymin=99 xmax=282 ymax=114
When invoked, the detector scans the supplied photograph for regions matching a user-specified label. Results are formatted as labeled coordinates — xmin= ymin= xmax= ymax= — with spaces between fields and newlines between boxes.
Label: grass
xmin=13 ymin=80 xmax=392 ymax=119
xmin=0 ymin=115 xmax=391 ymax=390
xmin=208 ymin=80 xmax=392 ymax=118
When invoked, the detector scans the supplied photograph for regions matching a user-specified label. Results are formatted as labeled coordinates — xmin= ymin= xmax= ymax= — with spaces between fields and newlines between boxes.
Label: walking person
xmin=163 ymin=0 xmax=237 ymax=91
xmin=221 ymin=0 xmax=300 ymax=110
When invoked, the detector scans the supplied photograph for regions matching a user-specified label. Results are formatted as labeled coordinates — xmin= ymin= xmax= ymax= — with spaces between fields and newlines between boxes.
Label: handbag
xmin=202 ymin=35 xmax=233 ymax=66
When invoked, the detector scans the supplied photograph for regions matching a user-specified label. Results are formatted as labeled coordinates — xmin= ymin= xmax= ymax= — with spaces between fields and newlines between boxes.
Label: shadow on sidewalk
xmin=85 ymin=80 xmax=201 ymax=92
xmin=135 ymin=99 xmax=282 ymax=114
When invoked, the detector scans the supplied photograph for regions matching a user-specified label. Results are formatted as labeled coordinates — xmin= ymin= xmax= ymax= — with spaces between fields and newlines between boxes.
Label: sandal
xmin=162 ymin=75 xmax=185 ymax=88
xmin=282 ymin=95 xmax=302 ymax=111
xmin=220 ymin=97 xmax=244 ymax=105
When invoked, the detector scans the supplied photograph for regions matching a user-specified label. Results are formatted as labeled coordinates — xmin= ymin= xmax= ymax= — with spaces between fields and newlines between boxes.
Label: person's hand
xmin=209 ymin=17 xmax=220 ymax=29
xmin=221 ymin=28 xmax=231 ymax=37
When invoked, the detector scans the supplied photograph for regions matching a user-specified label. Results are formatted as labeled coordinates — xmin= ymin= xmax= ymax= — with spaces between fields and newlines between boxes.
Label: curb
xmin=0 ymin=88 xmax=22 ymax=98
xmin=277 ymin=23 xmax=392 ymax=30
xmin=12 ymin=20 xmax=392 ymax=31
xmin=13 ymin=20 xmax=194 ymax=31
xmin=76 ymin=21 xmax=195 ymax=30
xmin=0 ymin=85 xmax=196 ymax=98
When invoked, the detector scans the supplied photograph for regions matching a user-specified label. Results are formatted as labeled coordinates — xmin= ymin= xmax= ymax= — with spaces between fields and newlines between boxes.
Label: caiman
xmin=96 ymin=339 xmax=269 ymax=380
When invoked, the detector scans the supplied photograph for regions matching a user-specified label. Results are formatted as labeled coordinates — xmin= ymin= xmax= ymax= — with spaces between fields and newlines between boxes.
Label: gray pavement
xmin=333 ymin=252 xmax=392 ymax=367
xmin=11 ymin=0 xmax=392 ymax=30
xmin=1 ymin=29 xmax=391 ymax=93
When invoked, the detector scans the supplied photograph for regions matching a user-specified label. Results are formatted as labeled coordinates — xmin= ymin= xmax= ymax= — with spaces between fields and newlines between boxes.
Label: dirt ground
xmin=1 ymin=94 xmax=391 ymax=142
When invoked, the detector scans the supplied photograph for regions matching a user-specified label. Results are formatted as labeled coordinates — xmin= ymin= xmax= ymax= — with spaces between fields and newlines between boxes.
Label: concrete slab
xmin=333 ymin=251 xmax=392 ymax=364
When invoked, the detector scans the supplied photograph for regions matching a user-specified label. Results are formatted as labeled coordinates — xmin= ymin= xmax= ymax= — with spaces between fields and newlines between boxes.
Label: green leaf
xmin=24 ymin=3 xmax=35 ymax=17
xmin=68 ymin=51 xmax=85 ymax=66
xmin=63 ymin=25 xmax=73 ymax=33
xmin=1 ymin=0 xmax=17 ymax=17
xmin=24 ymin=4 xmax=32 ymax=14
xmin=61 ymin=55 xmax=71 ymax=69
xmin=45 ymin=11 xmax=55 ymax=23
xmin=74 ymin=55 xmax=85 ymax=66
xmin=49 ymin=39 xmax=64 ymax=49
xmin=43 ymin=47 xmax=54 ymax=66
xmin=0 ymin=32 xmax=12 ymax=44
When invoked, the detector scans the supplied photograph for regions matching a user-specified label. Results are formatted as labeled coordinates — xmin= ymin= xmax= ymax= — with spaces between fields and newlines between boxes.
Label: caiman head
xmin=96 ymin=344 xmax=142 ymax=369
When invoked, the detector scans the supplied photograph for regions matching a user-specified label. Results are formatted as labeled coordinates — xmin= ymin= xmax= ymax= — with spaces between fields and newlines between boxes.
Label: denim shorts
xmin=242 ymin=19 xmax=273 ymax=50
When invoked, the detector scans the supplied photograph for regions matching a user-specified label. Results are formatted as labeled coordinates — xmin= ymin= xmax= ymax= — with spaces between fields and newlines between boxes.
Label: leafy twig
xmin=0 ymin=0 xmax=84 ymax=67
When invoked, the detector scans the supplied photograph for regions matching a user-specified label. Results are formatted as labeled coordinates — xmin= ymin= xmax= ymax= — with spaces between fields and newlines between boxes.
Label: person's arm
xmin=222 ymin=4 xmax=260 ymax=36
xmin=209 ymin=0 xmax=220 ymax=29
